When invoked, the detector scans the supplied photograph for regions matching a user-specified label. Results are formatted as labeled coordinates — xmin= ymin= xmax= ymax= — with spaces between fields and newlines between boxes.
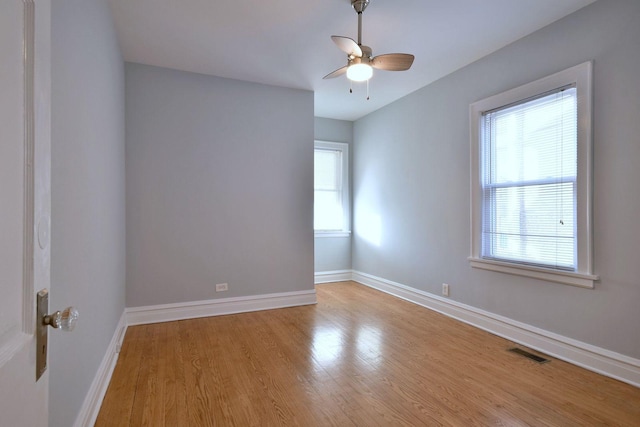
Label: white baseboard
xmin=351 ymin=270 xmax=640 ymax=388
xmin=74 ymin=312 xmax=128 ymax=427
xmin=126 ymin=289 xmax=318 ymax=326
xmin=315 ymin=270 xmax=353 ymax=284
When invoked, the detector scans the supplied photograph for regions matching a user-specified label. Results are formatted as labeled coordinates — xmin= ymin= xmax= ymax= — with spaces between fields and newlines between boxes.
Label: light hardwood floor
xmin=97 ymin=281 xmax=640 ymax=426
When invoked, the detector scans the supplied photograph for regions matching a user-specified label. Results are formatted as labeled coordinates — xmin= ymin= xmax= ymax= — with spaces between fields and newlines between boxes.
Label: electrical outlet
xmin=442 ymin=283 xmax=450 ymax=297
xmin=215 ymin=283 xmax=228 ymax=292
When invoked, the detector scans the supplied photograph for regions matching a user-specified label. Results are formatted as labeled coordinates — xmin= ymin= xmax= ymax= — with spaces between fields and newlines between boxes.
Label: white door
xmin=0 ymin=0 xmax=51 ymax=425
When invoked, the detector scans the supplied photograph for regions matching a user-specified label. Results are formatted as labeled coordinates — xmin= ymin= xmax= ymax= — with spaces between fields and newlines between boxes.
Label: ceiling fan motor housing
xmin=349 ymin=46 xmax=373 ymax=66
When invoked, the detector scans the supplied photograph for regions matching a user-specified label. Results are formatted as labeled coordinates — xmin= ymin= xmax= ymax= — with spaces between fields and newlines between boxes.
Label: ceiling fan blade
xmin=331 ymin=35 xmax=363 ymax=58
xmin=323 ymin=66 xmax=348 ymax=80
xmin=371 ymin=53 xmax=415 ymax=71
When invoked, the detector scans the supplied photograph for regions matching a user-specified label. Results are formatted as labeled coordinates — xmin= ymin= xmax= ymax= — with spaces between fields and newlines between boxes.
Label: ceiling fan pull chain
xmin=367 ymin=79 xmax=370 ymax=100
xmin=350 ymin=80 xmax=353 ymax=93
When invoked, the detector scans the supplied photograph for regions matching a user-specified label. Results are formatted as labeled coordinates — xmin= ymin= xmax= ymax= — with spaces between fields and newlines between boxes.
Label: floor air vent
xmin=508 ymin=347 xmax=550 ymax=364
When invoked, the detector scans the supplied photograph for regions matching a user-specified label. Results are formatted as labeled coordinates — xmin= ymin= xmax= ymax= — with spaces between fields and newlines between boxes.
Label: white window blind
xmin=481 ymin=87 xmax=577 ymax=270
xmin=314 ymin=147 xmax=344 ymax=231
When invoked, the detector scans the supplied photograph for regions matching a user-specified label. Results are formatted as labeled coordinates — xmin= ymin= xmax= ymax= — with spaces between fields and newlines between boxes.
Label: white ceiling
xmin=108 ymin=0 xmax=596 ymax=121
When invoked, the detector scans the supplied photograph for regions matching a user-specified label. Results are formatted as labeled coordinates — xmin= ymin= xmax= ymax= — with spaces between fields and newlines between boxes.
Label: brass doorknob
xmin=43 ymin=306 xmax=79 ymax=331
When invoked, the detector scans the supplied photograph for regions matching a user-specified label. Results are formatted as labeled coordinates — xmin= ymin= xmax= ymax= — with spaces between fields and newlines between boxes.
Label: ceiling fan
xmin=323 ymin=0 xmax=415 ymax=88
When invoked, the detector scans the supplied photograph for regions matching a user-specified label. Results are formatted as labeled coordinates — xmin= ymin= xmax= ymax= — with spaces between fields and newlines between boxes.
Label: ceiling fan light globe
xmin=347 ymin=63 xmax=373 ymax=82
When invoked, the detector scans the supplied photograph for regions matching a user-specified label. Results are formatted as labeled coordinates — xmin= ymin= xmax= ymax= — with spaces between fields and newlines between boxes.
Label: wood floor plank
xmin=95 ymin=325 xmax=145 ymax=426
xmin=97 ymin=281 xmax=640 ymax=426
xmin=128 ymin=323 xmax=162 ymax=426
xmin=162 ymin=321 xmax=189 ymax=427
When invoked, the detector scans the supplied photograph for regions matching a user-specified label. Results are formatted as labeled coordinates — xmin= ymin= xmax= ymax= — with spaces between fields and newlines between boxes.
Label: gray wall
xmin=352 ymin=0 xmax=640 ymax=359
xmin=314 ymin=117 xmax=353 ymax=273
xmin=126 ymin=63 xmax=314 ymax=306
xmin=50 ymin=1 xmax=126 ymax=426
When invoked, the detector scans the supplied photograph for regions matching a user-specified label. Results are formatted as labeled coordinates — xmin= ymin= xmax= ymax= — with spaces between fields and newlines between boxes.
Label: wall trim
xmin=73 ymin=312 xmax=128 ymax=427
xmin=315 ymin=270 xmax=353 ymax=284
xmin=350 ymin=270 xmax=640 ymax=388
xmin=126 ymin=289 xmax=318 ymax=326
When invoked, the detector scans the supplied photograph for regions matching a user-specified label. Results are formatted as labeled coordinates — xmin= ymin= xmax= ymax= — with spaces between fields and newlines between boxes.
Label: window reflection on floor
xmin=356 ymin=325 xmax=382 ymax=368
xmin=311 ymin=326 xmax=344 ymax=365
xmin=311 ymin=324 xmax=383 ymax=371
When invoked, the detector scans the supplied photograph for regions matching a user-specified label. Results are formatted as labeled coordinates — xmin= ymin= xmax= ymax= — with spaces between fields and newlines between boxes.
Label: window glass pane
xmin=482 ymin=182 xmax=575 ymax=268
xmin=315 ymin=150 xmax=340 ymax=191
xmin=486 ymin=89 xmax=577 ymax=184
xmin=314 ymin=190 xmax=343 ymax=230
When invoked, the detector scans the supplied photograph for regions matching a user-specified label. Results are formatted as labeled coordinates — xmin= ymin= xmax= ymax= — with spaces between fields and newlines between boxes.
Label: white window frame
xmin=314 ymin=140 xmax=350 ymax=237
xmin=469 ymin=62 xmax=598 ymax=288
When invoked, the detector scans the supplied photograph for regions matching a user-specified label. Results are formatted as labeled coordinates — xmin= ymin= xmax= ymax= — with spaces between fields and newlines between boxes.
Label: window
xmin=314 ymin=141 xmax=349 ymax=236
xmin=470 ymin=62 xmax=597 ymax=288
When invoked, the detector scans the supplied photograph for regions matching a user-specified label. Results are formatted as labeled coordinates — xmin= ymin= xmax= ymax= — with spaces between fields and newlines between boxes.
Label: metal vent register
xmin=508 ymin=347 xmax=550 ymax=364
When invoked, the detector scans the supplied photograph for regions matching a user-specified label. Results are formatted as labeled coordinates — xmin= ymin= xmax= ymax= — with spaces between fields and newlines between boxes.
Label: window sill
xmin=468 ymin=257 xmax=598 ymax=289
xmin=314 ymin=231 xmax=351 ymax=238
